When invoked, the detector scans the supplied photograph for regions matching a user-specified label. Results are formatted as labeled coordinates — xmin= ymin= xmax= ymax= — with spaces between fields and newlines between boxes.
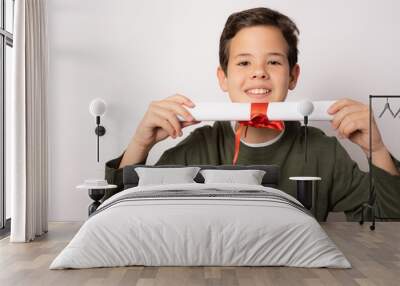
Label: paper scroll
xmin=178 ymin=101 xmax=335 ymax=121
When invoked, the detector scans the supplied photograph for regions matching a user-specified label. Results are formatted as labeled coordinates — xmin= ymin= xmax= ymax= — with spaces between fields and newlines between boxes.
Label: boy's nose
xmin=251 ymin=69 xmax=269 ymax=79
xmin=252 ymin=73 xmax=266 ymax=79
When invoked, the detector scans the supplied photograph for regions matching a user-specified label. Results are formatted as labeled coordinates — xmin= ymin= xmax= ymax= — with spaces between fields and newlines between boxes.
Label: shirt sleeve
xmin=330 ymin=138 xmax=400 ymax=221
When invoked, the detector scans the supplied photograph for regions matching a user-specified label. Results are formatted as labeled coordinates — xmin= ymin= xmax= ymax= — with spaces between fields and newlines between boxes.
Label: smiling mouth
xmin=245 ymin=88 xmax=271 ymax=99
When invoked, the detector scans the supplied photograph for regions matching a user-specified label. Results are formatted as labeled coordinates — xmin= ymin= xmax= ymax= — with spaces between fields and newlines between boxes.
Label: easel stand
xmin=359 ymin=95 xmax=400 ymax=230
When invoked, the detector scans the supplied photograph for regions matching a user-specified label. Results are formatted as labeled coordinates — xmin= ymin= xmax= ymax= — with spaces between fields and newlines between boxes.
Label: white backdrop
xmin=47 ymin=0 xmax=400 ymax=221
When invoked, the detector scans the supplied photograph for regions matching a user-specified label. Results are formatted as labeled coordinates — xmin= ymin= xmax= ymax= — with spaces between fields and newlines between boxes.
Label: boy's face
xmin=217 ymin=25 xmax=300 ymax=103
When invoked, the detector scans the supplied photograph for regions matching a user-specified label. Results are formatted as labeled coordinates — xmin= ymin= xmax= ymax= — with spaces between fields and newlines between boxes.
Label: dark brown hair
xmin=219 ymin=7 xmax=299 ymax=75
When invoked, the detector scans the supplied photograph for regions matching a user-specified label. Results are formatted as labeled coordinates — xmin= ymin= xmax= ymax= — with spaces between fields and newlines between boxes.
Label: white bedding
xmin=50 ymin=183 xmax=351 ymax=269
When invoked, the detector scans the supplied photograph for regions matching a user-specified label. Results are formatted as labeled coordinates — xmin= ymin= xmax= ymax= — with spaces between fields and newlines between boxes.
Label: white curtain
xmin=10 ymin=0 xmax=48 ymax=242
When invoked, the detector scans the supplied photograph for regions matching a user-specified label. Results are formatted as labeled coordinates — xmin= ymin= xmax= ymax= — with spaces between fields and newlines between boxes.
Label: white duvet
xmin=50 ymin=183 xmax=351 ymax=269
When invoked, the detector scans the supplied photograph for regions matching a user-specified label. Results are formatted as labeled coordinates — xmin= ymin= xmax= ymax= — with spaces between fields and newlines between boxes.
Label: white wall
xmin=47 ymin=0 xmax=400 ymax=221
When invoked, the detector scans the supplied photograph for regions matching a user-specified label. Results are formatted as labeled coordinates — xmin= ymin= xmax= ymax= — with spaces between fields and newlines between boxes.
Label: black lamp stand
xmin=94 ymin=115 xmax=106 ymax=162
xmin=304 ymin=115 xmax=308 ymax=163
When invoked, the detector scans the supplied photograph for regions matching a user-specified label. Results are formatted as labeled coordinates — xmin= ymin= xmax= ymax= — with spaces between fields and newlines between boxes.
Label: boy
xmin=105 ymin=7 xmax=400 ymax=221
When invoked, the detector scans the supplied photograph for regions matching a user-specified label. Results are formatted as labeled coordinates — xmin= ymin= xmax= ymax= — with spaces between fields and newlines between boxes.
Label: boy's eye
xmin=268 ymin=60 xmax=281 ymax=65
xmin=237 ymin=61 xmax=250 ymax=66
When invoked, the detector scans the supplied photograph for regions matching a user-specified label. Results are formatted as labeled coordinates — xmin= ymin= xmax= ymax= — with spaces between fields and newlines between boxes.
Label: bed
xmin=50 ymin=165 xmax=350 ymax=269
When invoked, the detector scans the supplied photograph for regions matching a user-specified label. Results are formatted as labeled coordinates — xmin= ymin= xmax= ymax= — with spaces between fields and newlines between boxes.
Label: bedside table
xmin=289 ymin=176 xmax=321 ymax=217
xmin=76 ymin=184 xmax=117 ymax=216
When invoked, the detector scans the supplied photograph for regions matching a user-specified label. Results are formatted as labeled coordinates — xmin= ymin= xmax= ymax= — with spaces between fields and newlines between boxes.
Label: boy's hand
xmin=133 ymin=94 xmax=200 ymax=149
xmin=328 ymin=98 xmax=386 ymax=155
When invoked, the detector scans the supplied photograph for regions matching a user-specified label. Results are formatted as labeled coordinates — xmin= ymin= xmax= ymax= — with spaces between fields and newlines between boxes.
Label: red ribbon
xmin=233 ymin=103 xmax=284 ymax=165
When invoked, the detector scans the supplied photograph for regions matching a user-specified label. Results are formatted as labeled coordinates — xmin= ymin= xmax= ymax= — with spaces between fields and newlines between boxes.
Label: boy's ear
xmin=217 ymin=66 xmax=228 ymax=92
xmin=288 ymin=64 xmax=300 ymax=90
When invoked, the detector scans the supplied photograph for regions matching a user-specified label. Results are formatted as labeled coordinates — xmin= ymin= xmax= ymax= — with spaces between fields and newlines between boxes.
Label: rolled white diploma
xmin=178 ymin=101 xmax=335 ymax=121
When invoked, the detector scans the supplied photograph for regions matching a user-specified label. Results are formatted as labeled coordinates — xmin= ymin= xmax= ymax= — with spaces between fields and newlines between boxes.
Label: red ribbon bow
xmin=233 ymin=103 xmax=285 ymax=165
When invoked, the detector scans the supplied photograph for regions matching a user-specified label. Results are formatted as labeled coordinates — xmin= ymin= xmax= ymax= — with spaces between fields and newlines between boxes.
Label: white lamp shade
xmin=297 ymin=100 xmax=314 ymax=117
xmin=89 ymin=98 xmax=107 ymax=117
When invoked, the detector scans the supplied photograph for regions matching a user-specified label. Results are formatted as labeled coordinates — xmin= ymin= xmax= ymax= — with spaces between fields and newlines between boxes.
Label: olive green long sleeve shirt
xmin=105 ymin=121 xmax=400 ymax=221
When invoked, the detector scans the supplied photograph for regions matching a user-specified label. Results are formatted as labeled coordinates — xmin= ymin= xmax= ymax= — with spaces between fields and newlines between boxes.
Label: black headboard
xmin=123 ymin=165 xmax=280 ymax=189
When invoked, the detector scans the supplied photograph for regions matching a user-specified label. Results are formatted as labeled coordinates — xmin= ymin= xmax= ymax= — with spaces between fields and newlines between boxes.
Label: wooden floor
xmin=1 ymin=222 xmax=400 ymax=286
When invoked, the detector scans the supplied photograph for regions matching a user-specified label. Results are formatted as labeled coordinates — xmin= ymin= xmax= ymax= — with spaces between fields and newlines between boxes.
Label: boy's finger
xmin=161 ymin=101 xmax=195 ymax=121
xmin=337 ymin=112 xmax=366 ymax=138
xmin=331 ymin=105 xmax=364 ymax=130
xmin=328 ymin=98 xmax=358 ymax=114
xmin=152 ymin=107 xmax=182 ymax=137
xmin=166 ymin=94 xmax=195 ymax=107
xmin=153 ymin=114 xmax=176 ymax=138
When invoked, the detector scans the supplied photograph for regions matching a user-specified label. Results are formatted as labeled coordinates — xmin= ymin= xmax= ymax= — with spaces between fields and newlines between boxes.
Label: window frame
xmin=0 ymin=0 xmax=13 ymax=234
